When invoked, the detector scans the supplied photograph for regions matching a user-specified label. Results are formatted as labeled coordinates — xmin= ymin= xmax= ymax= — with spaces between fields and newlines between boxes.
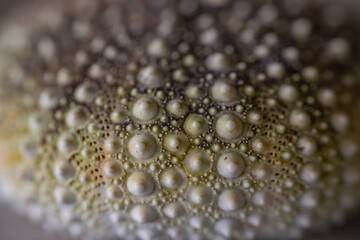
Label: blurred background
xmin=0 ymin=0 xmax=360 ymax=239
xmin=1 ymin=199 xmax=360 ymax=240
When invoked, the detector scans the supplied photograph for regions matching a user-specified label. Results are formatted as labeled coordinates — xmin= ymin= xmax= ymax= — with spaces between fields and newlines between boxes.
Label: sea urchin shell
xmin=0 ymin=0 xmax=360 ymax=239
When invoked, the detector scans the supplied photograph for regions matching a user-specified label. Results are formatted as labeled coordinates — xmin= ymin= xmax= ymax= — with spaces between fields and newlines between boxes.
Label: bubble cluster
xmin=0 ymin=0 xmax=360 ymax=240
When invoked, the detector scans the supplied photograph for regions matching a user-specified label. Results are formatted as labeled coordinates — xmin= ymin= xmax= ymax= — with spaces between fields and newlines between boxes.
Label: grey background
xmin=0 ymin=0 xmax=360 ymax=240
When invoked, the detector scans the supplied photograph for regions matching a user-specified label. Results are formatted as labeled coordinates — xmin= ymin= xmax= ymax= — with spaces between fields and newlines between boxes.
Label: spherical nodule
xmin=65 ymin=106 xmax=88 ymax=129
xmin=188 ymin=185 xmax=214 ymax=205
xmin=215 ymin=112 xmax=244 ymax=141
xmin=104 ymin=137 xmax=121 ymax=154
xmin=57 ymin=133 xmax=79 ymax=154
xmin=132 ymin=96 xmax=159 ymax=122
xmin=137 ymin=65 xmax=165 ymax=88
xmin=0 ymin=1 xmax=360 ymax=240
xmin=163 ymin=132 xmax=190 ymax=156
xmin=53 ymin=160 xmax=75 ymax=181
xmin=130 ymin=205 xmax=158 ymax=223
xmin=184 ymin=114 xmax=208 ymax=137
xmin=218 ymin=189 xmax=245 ymax=211
xmin=184 ymin=149 xmax=211 ymax=175
xmin=102 ymin=160 xmax=122 ymax=178
xmin=128 ymin=133 xmax=158 ymax=161
xmin=211 ymin=80 xmax=237 ymax=103
xmin=217 ymin=150 xmax=245 ymax=178
xmin=166 ymin=99 xmax=189 ymax=117
xmin=126 ymin=171 xmax=155 ymax=197
xmin=163 ymin=202 xmax=186 ymax=218
xmin=160 ymin=168 xmax=185 ymax=189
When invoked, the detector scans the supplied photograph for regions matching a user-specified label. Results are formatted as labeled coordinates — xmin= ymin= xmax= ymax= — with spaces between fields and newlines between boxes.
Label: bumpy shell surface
xmin=0 ymin=0 xmax=360 ymax=239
